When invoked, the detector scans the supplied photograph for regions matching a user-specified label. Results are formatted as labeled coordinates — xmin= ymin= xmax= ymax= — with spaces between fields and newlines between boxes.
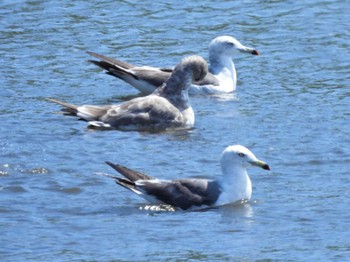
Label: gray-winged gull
xmin=101 ymin=145 xmax=270 ymax=210
xmin=47 ymin=55 xmax=207 ymax=131
xmin=88 ymin=36 xmax=259 ymax=95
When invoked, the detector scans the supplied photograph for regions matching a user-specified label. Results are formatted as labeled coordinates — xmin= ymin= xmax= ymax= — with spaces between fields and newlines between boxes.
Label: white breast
xmin=214 ymin=174 xmax=252 ymax=206
xmin=181 ymin=106 xmax=195 ymax=127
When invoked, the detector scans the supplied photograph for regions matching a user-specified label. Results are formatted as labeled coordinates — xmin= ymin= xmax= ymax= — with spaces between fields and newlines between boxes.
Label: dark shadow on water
xmin=193 ymin=201 xmax=255 ymax=220
xmin=121 ymin=200 xmax=256 ymax=218
xmin=86 ymin=124 xmax=197 ymax=140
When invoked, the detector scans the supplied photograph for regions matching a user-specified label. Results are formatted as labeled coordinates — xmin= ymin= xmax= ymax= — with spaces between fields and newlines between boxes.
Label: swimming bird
xmin=88 ymin=36 xmax=259 ymax=95
xmin=101 ymin=145 xmax=270 ymax=210
xmin=47 ymin=55 xmax=207 ymax=131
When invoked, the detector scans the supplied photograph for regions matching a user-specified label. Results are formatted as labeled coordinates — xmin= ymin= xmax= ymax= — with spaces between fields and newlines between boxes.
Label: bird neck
xmin=216 ymin=165 xmax=252 ymax=206
xmin=209 ymin=52 xmax=235 ymax=71
xmin=155 ymin=73 xmax=192 ymax=111
xmin=167 ymin=89 xmax=191 ymax=112
xmin=209 ymin=54 xmax=236 ymax=88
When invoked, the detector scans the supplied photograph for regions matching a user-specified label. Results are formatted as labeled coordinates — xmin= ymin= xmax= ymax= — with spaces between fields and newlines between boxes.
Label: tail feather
xmin=88 ymin=60 xmax=114 ymax=72
xmin=46 ymin=98 xmax=78 ymax=115
xmin=47 ymin=98 xmax=111 ymax=123
xmin=115 ymin=177 xmax=136 ymax=190
xmin=96 ymin=172 xmax=137 ymax=192
xmin=105 ymin=161 xmax=154 ymax=182
xmin=108 ymin=67 xmax=139 ymax=80
xmin=116 ymin=178 xmax=146 ymax=196
xmin=87 ymin=51 xmax=140 ymax=81
xmin=87 ymin=51 xmax=134 ymax=70
xmin=77 ymin=105 xmax=110 ymax=121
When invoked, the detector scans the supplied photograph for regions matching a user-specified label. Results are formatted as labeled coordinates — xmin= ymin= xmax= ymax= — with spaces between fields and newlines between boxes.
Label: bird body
xmin=47 ymin=55 xmax=207 ymax=131
xmin=88 ymin=36 xmax=259 ymax=95
xmin=102 ymin=145 xmax=270 ymax=210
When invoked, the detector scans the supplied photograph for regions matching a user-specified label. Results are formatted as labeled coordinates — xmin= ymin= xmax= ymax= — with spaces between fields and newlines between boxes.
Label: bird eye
xmin=238 ymin=153 xmax=245 ymax=157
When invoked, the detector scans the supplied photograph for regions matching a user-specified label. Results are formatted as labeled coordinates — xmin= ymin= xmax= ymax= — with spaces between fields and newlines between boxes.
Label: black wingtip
xmin=88 ymin=59 xmax=99 ymax=65
xmin=86 ymin=51 xmax=99 ymax=57
xmin=105 ymin=161 xmax=119 ymax=170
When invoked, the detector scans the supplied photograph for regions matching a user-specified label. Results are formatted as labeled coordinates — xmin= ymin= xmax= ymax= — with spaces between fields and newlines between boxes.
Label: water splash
xmin=140 ymin=204 xmax=176 ymax=212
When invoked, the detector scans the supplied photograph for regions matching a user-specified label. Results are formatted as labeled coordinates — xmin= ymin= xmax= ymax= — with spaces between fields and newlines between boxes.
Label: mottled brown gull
xmin=47 ymin=55 xmax=207 ymax=131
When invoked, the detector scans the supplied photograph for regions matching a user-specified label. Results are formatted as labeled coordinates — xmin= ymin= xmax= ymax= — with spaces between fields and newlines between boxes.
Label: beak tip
xmin=262 ymin=164 xmax=270 ymax=171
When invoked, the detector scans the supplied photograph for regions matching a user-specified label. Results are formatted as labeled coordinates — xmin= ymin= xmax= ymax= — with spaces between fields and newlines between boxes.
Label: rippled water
xmin=1 ymin=0 xmax=349 ymax=261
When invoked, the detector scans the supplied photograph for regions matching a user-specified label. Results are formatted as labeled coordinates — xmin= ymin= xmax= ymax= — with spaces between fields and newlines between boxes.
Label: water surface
xmin=1 ymin=0 xmax=349 ymax=261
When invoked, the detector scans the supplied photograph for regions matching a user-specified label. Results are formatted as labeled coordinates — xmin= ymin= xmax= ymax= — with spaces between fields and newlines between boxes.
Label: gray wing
xmin=136 ymin=179 xmax=221 ymax=210
xmin=101 ymin=96 xmax=183 ymax=129
xmin=46 ymin=98 xmax=78 ymax=115
xmin=106 ymin=161 xmax=154 ymax=181
xmin=87 ymin=51 xmax=135 ymax=70
xmin=88 ymin=51 xmax=171 ymax=88
xmin=194 ymin=72 xmax=220 ymax=86
xmin=104 ymin=161 xmax=155 ymax=193
xmin=48 ymin=96 xmax=183 ymax=130
xmin=129 ymin=67 xmax=171 ymax=88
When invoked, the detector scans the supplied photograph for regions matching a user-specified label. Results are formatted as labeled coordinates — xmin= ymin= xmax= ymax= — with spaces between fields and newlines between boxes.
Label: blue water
xmin=1 ymin=0 xmax=350 ymax=261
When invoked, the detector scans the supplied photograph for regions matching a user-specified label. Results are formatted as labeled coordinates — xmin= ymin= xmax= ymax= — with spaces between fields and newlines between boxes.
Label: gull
xmin=88 ymin=36 xmax=259 ymax=95
xmin=47 ymin=55 xmax=207 ymax=131
xmin=101 ymin=145 xmax=270 ymax=210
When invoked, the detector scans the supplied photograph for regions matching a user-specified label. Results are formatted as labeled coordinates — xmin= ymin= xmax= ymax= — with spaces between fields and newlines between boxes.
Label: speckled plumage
xmin=47 ymin=55 xmax=208 ymax=131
